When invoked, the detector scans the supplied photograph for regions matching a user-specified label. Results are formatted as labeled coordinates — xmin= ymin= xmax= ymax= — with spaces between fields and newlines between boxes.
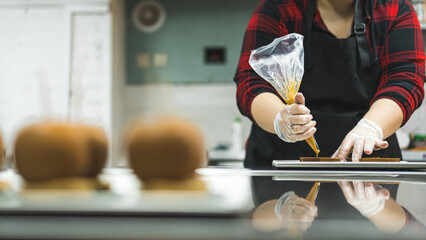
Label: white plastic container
xmin=231 ymin=117 xmax=243 ymax=152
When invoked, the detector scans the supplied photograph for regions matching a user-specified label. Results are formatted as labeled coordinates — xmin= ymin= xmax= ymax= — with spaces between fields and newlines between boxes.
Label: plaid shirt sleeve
xmin=233 ymin=0 xmax=301 ymax=122
xmin=400 ymin=207 xmax=426 ymax=235
xmin=371 ymin=0 xmax=426 ymax=125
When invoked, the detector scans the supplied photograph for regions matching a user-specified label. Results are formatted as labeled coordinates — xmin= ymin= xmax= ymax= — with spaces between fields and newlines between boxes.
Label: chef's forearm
xmin=368 ymin=198 xmax=406 ymax=233
xmin=252 ymin=92 xmax=285 ymax=134
xmin=363 ymin=99 xmax=403 ymax=139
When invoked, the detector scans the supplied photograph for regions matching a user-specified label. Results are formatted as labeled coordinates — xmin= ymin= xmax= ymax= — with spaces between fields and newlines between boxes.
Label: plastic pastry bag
xmin=249 ymin=33 xmax=320 ymax=156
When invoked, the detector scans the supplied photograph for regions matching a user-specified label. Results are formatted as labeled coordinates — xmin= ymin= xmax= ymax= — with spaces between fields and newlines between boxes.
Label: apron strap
xmin=304 ymin=0 xmax=372 ymax=69
xmin=302 ymin=0 xmax=317 ymax=72
xmin=354 ymin=0 xmax=372 ymax=68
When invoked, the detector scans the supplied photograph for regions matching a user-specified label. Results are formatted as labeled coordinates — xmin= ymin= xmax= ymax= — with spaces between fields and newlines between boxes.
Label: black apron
xmin=245 ymin=0 xmax=402 ymax=169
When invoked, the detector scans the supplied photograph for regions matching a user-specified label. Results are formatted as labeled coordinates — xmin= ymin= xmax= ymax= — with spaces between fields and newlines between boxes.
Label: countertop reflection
xmin=0 ymin=168 xmax=425 ymax=239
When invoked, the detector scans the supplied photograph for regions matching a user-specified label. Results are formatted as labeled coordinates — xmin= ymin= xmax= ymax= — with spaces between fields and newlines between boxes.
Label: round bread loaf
xmin=78 ymin=125 xmax=108 ymax=177
xmin=14 ymin=122 xmax=91 ymax=181
xmin=126 ymin=117 xmax=205 ymax=180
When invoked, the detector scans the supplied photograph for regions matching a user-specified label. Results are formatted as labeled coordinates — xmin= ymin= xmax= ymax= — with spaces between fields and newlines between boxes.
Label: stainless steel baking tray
xmin=272 ymin=160 xmax=426 ymax=170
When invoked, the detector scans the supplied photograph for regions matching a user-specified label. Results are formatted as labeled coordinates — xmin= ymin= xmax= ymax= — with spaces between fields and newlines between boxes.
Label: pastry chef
xmin=234 ymin=0 xmax=425 ymax=169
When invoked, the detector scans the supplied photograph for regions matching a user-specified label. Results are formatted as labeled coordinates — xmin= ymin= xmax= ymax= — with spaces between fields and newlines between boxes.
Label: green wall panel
xmin=126 ymin=0 xmax=259 ymax=84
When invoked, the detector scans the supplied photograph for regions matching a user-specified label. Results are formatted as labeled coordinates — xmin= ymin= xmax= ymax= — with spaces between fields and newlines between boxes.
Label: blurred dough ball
xmin=0 ymin=132 xmax=4 ymax=168
xmin=76 ymin=125 xmax=108 ymax=177
xmin=126 ymin=117 xmax=205 ymax=180
xmin=15 ymin=122 xmax=89 ymax=181
xmin=14 ymin=122 xmax=108 ymax=181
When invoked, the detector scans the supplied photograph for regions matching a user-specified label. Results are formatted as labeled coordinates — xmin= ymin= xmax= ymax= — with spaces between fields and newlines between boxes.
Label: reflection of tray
xmin=271 ymin=172 xmax=426 ymax=184
xmin=272 ymin=160 xmax=426 ymax=170
xmin=247 ymin=169 xmax=426 ymax=183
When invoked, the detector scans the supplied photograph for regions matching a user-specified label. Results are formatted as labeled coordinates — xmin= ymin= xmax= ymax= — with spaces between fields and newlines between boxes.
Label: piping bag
xmin=305 ymin=182 xmax=320 ymax=203
xmin=249 ymin=33 xmax=320 ymax=157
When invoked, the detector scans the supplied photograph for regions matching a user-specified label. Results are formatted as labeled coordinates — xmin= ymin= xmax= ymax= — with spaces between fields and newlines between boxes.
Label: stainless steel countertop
xmin=0 ymin=167 xmax=425 ymax=240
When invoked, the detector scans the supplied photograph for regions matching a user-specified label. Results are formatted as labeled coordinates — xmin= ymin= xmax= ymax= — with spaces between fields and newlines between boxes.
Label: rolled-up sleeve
xmin=233 ymin=0 xmax=291 ymax=122
xmin=371 ymin=0 xmax=426 ymax=125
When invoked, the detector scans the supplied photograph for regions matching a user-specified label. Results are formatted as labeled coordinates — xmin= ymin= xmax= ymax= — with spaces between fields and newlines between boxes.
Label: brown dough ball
xmin=14 ymin=122 xmax=91 ymax=181
xmin=77 ymin=125 xmax=108 ymax=177
xmin=25 ymin=177 xmax=109 ymax=190
xmin=142 ymin=176 xmax=207 ymax=191
xmin=126 ymin=117 xmax=205 ymax=180
xmin=0 ymin=133 xmax=4 ymax=169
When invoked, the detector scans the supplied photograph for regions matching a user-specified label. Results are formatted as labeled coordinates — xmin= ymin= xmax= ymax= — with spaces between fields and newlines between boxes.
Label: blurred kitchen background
xmin=0 ymin=0 xmax=425 ymax=167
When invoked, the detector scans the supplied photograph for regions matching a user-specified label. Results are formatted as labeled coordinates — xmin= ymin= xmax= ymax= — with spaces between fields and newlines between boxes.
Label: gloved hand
xmin=332 ymin=119 xmax=389 ymax=162
xmin=339 ymin=181 xmax=390 ymax=217
xmin=274 ymin=93 xmax=317 ymax=143
xmin=275 ymin=191 xmax=318 ymax=231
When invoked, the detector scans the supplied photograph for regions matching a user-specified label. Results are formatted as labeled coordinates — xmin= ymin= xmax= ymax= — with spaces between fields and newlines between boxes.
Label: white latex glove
xmin=339 ymin=181 xmax=390 ymax=217
xmin=332 ymin=119 xmax=389 ymax=162
xmin=275 ymin=191 xmax=318 ymax=231
xmin=274 ymin=93 xmax=317 ymax=143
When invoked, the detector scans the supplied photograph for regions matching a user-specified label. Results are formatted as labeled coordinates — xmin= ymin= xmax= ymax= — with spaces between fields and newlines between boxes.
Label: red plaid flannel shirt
xmin=234 ymin=0 xmax=425 ymax=125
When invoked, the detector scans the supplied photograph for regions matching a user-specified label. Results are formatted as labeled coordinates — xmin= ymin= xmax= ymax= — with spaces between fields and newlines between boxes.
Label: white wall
xmin=0 ymin=6 xmax=67 ymax=153
xmin=0 ymin=1 xmax=113 ymax=167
